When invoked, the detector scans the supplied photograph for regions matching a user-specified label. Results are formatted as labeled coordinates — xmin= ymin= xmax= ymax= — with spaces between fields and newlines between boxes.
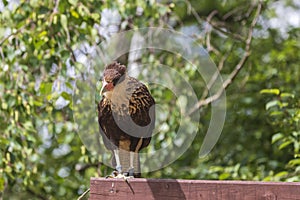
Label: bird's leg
xmin=107 ymin=149 xmax=134 ymax=181
xmin=114 ymin=149 xmax=122 ymax=173
xmin=128 ymin=151 xmax=135 ymax=177
xmin=106 ymin=149 xmax=124 ymax=179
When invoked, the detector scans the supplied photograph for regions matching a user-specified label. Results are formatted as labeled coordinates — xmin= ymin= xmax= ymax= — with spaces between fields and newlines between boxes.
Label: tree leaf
xmin=0 ymin=177 xmax=4 ymax=192
xmin=219 ymin=172 xmax=230 ymax=180
xmin=266 ymin=100 xmax=280 ymax=110
xmin=271 ymin=133 xmax=283 ymax=144
xmin=279 ymin=140 xmax=293 ymax=150
xmin=60 ymin=14 xmax=68 ymax=31
xmin=68 ymin=0 xmax=78 ymax=6
xmin=288 ymin=159 xmax=300 ymax=166
xmin=260 ymin=89 xmax=280 ymax=95
xmin=274 ymin=171 xmax=288 ymax=178
xmin=40 ymin=82 xmax=53 ymax=95
xmin=280 ymin=92 xmax=295 ymax=98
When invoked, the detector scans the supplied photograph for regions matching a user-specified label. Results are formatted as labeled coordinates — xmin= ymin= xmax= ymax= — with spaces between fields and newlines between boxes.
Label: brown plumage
xmin=97 ymin=62 xmax=155 ymax=177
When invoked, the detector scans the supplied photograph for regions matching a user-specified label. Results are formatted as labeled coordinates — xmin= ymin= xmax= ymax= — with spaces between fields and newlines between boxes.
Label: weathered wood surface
xmin=89 ymin=178 xmax=300 ymax=200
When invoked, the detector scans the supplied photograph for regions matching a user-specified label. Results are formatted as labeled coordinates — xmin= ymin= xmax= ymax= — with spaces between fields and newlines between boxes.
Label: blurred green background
xmin=1 ymin=0 xmax=300 ymax=199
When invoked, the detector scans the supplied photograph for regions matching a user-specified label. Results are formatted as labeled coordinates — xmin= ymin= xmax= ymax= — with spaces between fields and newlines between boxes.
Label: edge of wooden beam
xmin=89 ymin=178 xmax=300 ymax=200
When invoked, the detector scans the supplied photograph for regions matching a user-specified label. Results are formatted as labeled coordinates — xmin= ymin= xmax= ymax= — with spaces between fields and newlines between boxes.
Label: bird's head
xmin=100 ymin=62 xmax=126 ymax=96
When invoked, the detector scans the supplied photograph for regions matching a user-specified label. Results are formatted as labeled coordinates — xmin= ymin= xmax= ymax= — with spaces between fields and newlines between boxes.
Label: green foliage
xmin=261 ymin=89 xmax=300 ymax=181
xmin=0 ymin=0 xmax=171 ymax=198
xmin=0 ymin=0 xmax=300 ymax=199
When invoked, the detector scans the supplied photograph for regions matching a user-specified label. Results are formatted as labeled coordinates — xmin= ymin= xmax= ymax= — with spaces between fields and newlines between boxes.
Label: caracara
xmin=97 ymin=62 xmax=155 ymax=177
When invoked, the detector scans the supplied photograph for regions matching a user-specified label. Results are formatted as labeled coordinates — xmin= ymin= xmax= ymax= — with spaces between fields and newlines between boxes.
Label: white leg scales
xmin=113 ymin=149 xmax=122 ymax=172
xmin=128 ymin=151 xmax=135 ymax=176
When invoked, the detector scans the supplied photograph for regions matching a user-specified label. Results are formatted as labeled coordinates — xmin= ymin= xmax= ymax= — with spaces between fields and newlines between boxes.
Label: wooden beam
xmin=89 ymin=178 xmax=300 ymax=200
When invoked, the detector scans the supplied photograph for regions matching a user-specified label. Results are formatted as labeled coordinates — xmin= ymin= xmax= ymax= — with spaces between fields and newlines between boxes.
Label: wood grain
xmin=89 ymin=178 xmax=300 ymax=200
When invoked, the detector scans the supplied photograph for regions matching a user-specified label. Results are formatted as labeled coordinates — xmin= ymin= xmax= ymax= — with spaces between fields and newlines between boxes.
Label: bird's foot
xmin=106 ymin=166 xmax=134 ymax=179
xmin=105 ymin=170 xmax=121 ymax=179
xmin=106 ymin=165 xmax=122 ymax=178
xmin=106 ymin=171 xmax=134 ymax=180
xmin=119 ymin=168 xmax=135 ymax=179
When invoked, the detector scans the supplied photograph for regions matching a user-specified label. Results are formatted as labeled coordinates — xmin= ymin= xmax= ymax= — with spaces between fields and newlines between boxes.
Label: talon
xmin=106 ymin=169 xmax=121 ymax=178
xmin=106 ymin=174 xmax=115 ymax=179
xmin=105 ymin=170 xmax=134 ymax=179
xmin=106 ymin=174 xmax=114 ymax=178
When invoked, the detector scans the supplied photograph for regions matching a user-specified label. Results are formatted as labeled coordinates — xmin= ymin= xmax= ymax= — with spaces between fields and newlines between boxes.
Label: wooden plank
xmin=89 ymin=178 xmax=300 ymax=200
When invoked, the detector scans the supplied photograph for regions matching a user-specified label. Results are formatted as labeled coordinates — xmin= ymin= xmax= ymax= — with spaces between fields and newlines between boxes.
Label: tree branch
xmin=199 ymin=49 xmax=231 ymax=101
xmin=209 ymin=20 xmax=245 ymax=42
xmin=188 ymin=1 xmax=262 ymax=115
xmin=49 ymin=0 xmax=60 ymax=25
xmin=0 ymin=25 xmax=26 ymax=46
xmin=205 ymin=10 xmax=221 ymax=55
xmin=26 ymin=188 xmax=48 ymax=200
xmin=77 ymin=188 xmax=90 ymax=200
xmin=76 ymin=162 xmax=103 ymax=172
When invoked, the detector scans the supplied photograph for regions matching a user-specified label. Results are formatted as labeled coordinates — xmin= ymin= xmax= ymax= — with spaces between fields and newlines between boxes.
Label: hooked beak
xmin=100 ymin=80 xmax=108 ymax=96
xmin=100 ymin=80 xmax=114 ymax=96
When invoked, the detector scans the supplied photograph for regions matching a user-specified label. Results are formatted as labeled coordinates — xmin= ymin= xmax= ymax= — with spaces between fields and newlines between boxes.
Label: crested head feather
xmin=104 ymin=62 xmax=126 ymax=74
xmin=103 ymin=62 xmax=127 ymax=85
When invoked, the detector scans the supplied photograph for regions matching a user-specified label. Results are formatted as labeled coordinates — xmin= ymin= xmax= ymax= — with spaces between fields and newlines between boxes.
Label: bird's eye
xmin=113 ymin=78 xmax=120 ymax=86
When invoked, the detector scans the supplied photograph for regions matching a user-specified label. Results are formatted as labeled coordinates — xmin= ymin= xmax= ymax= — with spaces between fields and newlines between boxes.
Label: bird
xmin=97 ymin=62 xmax=155 ymax=178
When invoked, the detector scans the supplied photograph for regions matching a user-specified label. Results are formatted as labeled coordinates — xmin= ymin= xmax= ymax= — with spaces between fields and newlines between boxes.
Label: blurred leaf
xmin=270 ymin=111 xmax=283 ymax=116
xmin=70 ymin=10 xmax=79 ymax=18
xmin=274 ymin=171 xmax=288 ymax=178
xmin=68 ymin=0 xmax=78 ymax=6
xmin=280 ymin=93 xmax=295 ymax=98
xmin=260 ymin=89 xmax=280 ymax=95
xmin=219 ymin=173 xmax=231 ymax=180
xmin=266 ymin=100 xmax=280 ymax=110
xmin=60 ymin=14 xmax=68 ymax=31
xmin=0 ymin=177 xmax=4 ymax=192
xmin=272 ymin=133 xmax=283 ymax=144
xmin=288 ymin=159 xmax=300 ymax=166
xmin=54 ymin=96 xmax=70 ymax=110
xmin=279 ymin=140 xmax=293 ymax=150
xmin=40 ymin=82 xmax=53 ymax=95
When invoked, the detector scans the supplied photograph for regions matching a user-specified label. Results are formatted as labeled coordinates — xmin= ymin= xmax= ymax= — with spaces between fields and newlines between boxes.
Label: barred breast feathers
xmin=103 ymin=76 xmax=152 ymax=116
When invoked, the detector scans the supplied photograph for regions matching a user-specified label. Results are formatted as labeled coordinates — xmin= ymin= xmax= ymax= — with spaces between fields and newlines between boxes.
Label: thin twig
xmin=77 ymin=188 xmax=90 ymax=200
xmin=200 ymin=50 xmax=231 ymax=100
xmin=209 ymin=21 xmax=245 ymax=41
xmin=76 ymin=162 xmax=103 ymax=172
xmin=205 ymin=10 xmax=220 ymax=55
xmin=185 ymin=0 xmax=245 ymax=42
xmin=53 ymin=0 xmax=60 ymax=13
xmin=66 ymin=44 xmax=77 ymax=62
xmin=0 ymin=46 xmax=4 ymax=60
xmin=49 ymin=0 xmax=60 ymax=25
xmin=222 ymin=5 xmax=248 ymax=20
xmin=185 ymin=0 xmax=203 ymax=25
xmin=26 ymin=188 xmax=48 ymax=200
xmin=0 ymin=25 xmax=26 ymax=46
xmin=125 ymin=179 xmax=135 ymax=194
